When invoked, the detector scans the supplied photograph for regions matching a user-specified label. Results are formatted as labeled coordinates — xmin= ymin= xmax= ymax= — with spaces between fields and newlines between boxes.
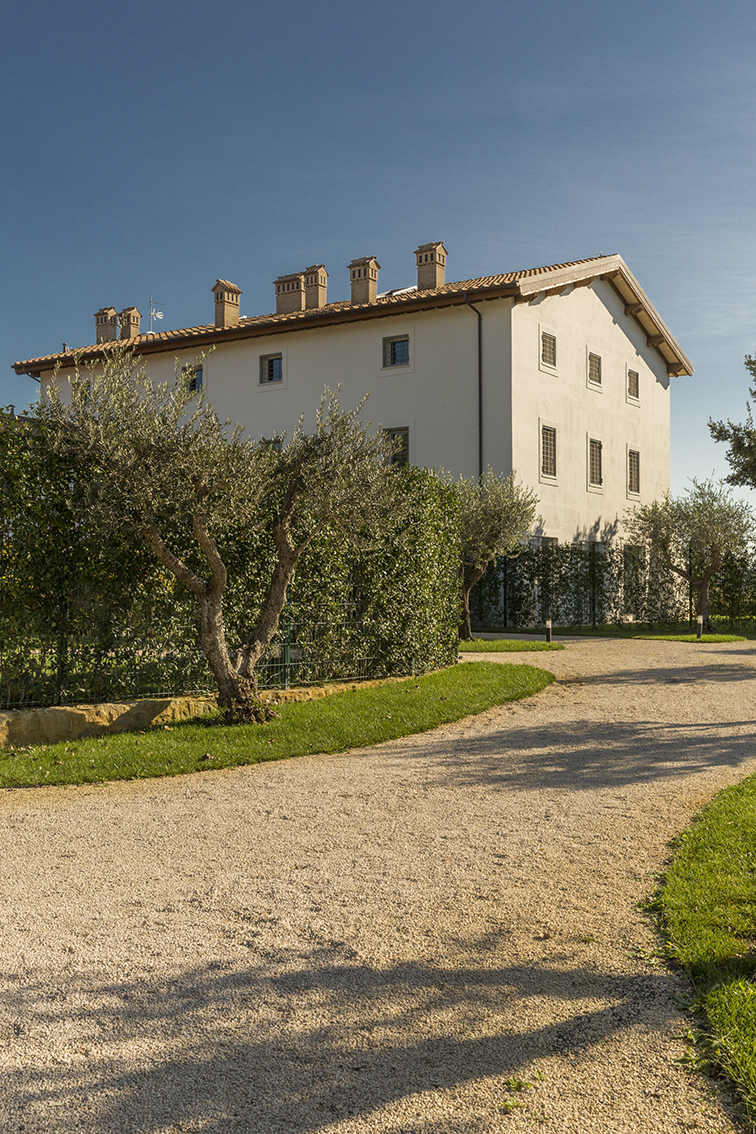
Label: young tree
xmin=624 ymin=479 xmax=754 ymax=631
xmin=39 ymin=348 xmax=401 ymax=721
xmin=709 ymin=354 xmax=756 ymax=487
xmin=448 ymin=468 xmax=539 ymax=639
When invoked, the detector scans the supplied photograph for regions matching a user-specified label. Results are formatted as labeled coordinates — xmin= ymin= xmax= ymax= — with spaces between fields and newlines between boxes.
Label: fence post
xmin=283 ymin=615 xmax=292 ymax=689
xmin=589 ymin=542 xmax=597 ymax=629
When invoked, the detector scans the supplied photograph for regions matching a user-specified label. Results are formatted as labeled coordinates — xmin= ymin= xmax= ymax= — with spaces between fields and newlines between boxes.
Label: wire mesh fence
xmin=470 ymin=541 xmax=756 ymax=632
xmin=0 ymin=601 xmax=406 ymax=711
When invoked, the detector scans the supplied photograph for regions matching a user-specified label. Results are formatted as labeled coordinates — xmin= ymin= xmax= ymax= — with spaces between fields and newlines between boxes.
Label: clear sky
xmin=3 ymin=0 xmax=756 ymax=498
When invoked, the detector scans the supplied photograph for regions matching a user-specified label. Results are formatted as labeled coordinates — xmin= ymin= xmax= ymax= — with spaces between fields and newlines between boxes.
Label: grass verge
xmin=474 ymin=625 xmax=747 ymax=643
xmin=0 ymin=661 xmax=555 ymax=789
xmin=654 ymin=775 xmax=756 ymax=1128
xmin=631 ymin=633 xmax=745 ymax=643
xmin=458 ymin=638 xmax=564 ymax=653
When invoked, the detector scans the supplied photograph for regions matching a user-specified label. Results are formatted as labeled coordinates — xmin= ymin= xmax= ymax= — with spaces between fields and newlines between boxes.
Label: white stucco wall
xmin=40 ymin=280 xmax=676 ymax=544
xmin=511 ymin=280 xmax=671 ymax=543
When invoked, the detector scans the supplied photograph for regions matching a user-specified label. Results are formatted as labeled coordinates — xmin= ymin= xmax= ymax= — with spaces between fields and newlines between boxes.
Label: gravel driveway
xmin=2 ymin=637 xmax=756 ymax=1133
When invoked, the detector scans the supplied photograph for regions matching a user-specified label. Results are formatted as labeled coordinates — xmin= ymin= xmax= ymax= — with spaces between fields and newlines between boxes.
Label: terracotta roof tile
xmin=11 ymin=257 xmax=633 ymax=373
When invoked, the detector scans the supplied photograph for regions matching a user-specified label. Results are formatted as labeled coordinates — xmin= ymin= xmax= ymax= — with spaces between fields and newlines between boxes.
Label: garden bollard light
xmin=696 ymin=615 xmax=703 ymax=641
xmin=545 ymin=619 xmax=552 ymax=644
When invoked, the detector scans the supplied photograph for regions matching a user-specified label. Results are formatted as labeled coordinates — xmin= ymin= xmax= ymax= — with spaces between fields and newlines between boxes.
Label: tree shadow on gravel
xmin=411 ymin=717 xmax=756 ymax=794
xmin=576 ymin=661 xmax=756 ymax=685
xmin=2 ymin=938 xmax=690 ymax=1134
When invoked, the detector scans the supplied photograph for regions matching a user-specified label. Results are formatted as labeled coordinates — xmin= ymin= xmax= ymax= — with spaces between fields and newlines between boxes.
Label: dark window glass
xmin=589 ymin=353 xmax=602 ymax=385
xmin=182 ymin=365 xmax=203 ymax=393
xmin=589 ymin=438 xmax=603 ymax=486
xmin=541 ymin=426 xmax=557 ymax=477
xmin=260 ymin=354 xmax=283 ymax=383
xmin=541 ymin=332 xmax=556 ymax=367
xmin=383 ymin=336 xmax=410 ymax=367
xmin=628 ymin=449 xmax=640 ymax=494
xmin=385 ymin=428 xmax=409 ymax=466
xmin=628 ymin=369 xmax=639 ymax=399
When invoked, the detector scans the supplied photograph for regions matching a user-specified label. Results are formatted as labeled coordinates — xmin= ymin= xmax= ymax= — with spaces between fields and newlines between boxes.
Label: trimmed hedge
xmin=0 ymin=412 xmax=460 ymax=708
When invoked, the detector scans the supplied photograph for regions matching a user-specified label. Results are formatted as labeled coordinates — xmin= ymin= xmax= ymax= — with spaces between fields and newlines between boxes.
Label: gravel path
xmin=2 ymin=637 xmax=756 ymax=1134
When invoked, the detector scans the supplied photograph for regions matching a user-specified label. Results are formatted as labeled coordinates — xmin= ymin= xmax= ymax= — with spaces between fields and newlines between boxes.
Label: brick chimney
xmin=303 ymin=265 xmax=328 ymax=309
xmin=349 ymin=256 xmax=380 ymax=305
xmin=212 ymin=280 xmax=242 ymax=328
xmin=274 ymin=272 xmax=306 ymax=314
xmin=94 ymin=307 xmax=118 ymax=343
xmin=119 ymin=306 xmax=142 ymax=339
xmin=415 ymin=242 xmax=447 ymax=290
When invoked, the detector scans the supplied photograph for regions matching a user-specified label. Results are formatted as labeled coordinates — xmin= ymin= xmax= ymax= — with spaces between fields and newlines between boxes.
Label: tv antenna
xmin=149 ymin=297 xmax=164 ymax=332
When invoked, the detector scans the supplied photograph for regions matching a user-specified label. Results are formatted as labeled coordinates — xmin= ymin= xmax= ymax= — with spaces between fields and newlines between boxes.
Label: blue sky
xmin=3 ymin=0 xmax=756 ymax=497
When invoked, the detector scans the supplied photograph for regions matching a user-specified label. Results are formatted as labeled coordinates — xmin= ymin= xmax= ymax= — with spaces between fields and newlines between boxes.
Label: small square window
xmin=385 ymin=427 xmax=409 ymax=466
xmin=182 ymin=364 xmax=203 ymax=393
xmin=383 ymin=335 xmax=410 ymax=368
xmin=588 ymin=353 xmax=602 ymax=385
xmin=259 ymin=354 xmax=283 ymax=384
xmin=628 ymin=449 xmax=640 ymax=494
xmin=589 ymin=438 xmax=603 ymax=486
xmin=541 ymin=425 xmax=557 ymax=478
xmin=628 ymin=369 xmax=639 ymax=399
xmin=541 ymin=332 xmax=557 ymax=368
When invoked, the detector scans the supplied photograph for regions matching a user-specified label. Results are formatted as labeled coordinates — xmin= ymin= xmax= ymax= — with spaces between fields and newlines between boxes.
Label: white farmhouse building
xmin=13 ymin=246 xmax=692 ymax=543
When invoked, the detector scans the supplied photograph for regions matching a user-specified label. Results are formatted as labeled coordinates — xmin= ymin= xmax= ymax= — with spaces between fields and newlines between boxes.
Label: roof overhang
xmin=511 ymin=254 xmax=692 ymax=377
xmin=12 ymin=254 xmax=691 ymax=380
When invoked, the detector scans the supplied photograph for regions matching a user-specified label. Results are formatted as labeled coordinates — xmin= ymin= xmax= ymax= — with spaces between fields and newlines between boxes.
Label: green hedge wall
xmin=0 ymin=413 xmax=460 ymax=708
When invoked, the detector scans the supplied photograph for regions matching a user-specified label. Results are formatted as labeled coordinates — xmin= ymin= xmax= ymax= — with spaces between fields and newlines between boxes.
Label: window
xmin=627 ymin=369 xmax=639 ymax=400
xmin=259 ymin=353 xmax=283 ymax=384
xmin=383 ymin=335 xmax=410 ymax=368
xmin=628 ymin=449 xmax=640 ymax=494
xmin=589 ymin=438 xmax=603 ymax=486
xmin=541 ymin=332 xmax=556 ymax=368
xmin=588 ymin=352 xmax=602 ymax=386
xmin=541 ymin=425 xmax=557 ymax=478
xmin=182 ymin=364 xmax=203 ymax=393
xmin=385 ymin=427 xmax=409 ymax=466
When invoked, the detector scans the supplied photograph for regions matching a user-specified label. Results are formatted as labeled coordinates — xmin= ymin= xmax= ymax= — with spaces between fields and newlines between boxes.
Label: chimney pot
xmin=94 ymin=306 xmax=118 ymax=343
xmin=274 ymin=272 xmax=306 ymax=314
xmin=119 ymin=306 xmax=142 ymax=340
xmin=348 ymin=256 xmax=381 ymax=305
xmin=414 ymin=242 xmax=448 ymax=290
xmin=303 ymin=265 xmax=328 ymax=309
xmin=212 ymin=280 xmax=242 ymax=328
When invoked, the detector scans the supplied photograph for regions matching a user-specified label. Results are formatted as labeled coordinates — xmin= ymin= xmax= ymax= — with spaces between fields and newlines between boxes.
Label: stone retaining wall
xmin=0 ymin=675 xmax=418 ymax=750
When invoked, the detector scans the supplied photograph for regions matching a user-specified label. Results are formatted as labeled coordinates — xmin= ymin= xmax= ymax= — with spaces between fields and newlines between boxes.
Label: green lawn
xmin=0 ymin=661 xmax=555 ymax=788
xmin=474 ymin=624 xmax=747 ymax=644
xmin=458 ymin=638 xmax=564 ymax=652
xmin=655 ymin=776 xmax=756 ymax=1128
xmin=632 ymin=633 xmax=745 ymax=643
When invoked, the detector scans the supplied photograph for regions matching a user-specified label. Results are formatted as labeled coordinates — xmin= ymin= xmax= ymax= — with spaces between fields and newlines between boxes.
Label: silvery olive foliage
xmin=624 ymin=478 xmax=754 ymax=631
xmin=710 ymin=354 xmax=756 ymax=490
xmin=445 ymin=467 xmax=539 ymax=639
xmin=37 ymin=348 xmax=411 ymax=719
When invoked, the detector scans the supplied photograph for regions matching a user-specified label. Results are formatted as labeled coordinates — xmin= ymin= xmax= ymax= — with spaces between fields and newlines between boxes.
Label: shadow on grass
xmin=3 ymin=936 xmax=686 ymax=1134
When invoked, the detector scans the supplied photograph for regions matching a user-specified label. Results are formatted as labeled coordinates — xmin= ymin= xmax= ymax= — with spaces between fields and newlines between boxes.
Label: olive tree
xmin=39 ymin=348 xmax=401 ymax=721
xmin=709 ymin=354 xmax=756 ymax=488
xmin=624 ymin=479 xmax=754 ymax=632
xmin=448 ymin=468 xmax=539 ymax=639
